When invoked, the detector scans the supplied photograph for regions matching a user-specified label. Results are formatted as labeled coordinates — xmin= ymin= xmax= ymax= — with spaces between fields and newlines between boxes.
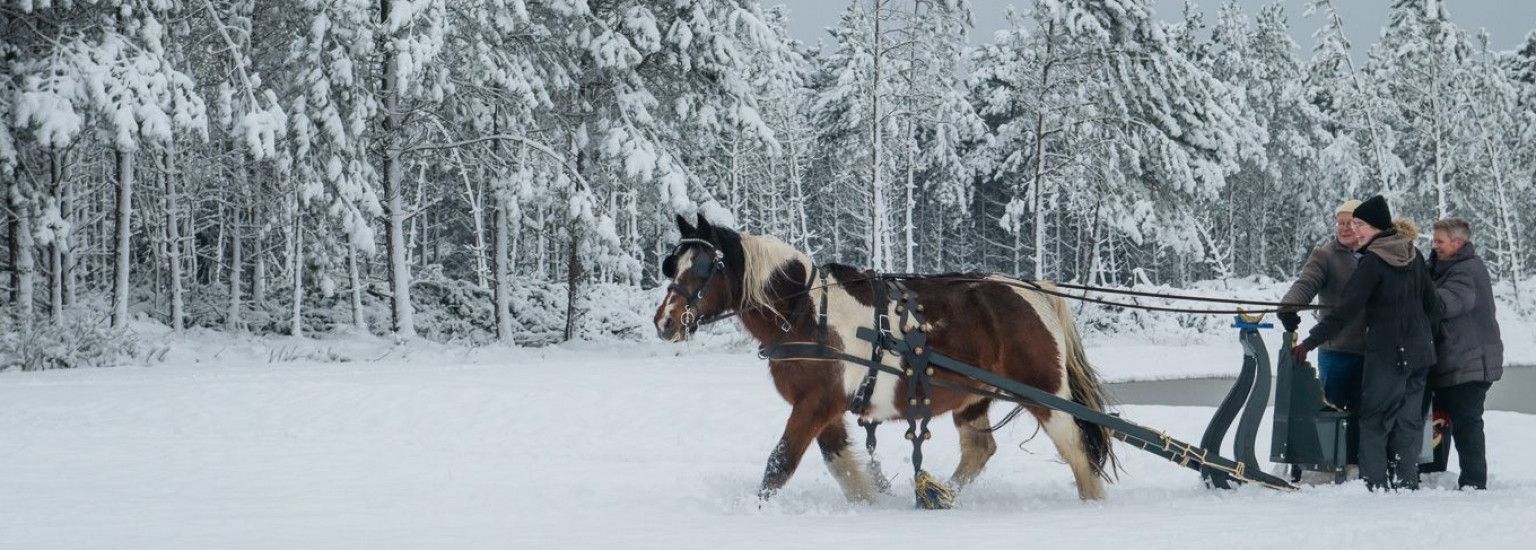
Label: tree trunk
xmin=290 ymin=209 xmax=303 ymax=337
xmin=903 ymin=119 xmax=916 ymax=272
xmin=254 ymin=220 xmax=268 ymax=307
xmin=789 ymin=140 xmax=810 ymax=251
xmin=13 ymin=179 xmax=34 ymax=325
xmin=1030 ymin=21 xmax=1056 ymax=281
xmin=227 ymin=205 xmax=243 ymax=331
xmin=163 ymin=150 xmax=184 ymax=332
xmin=349 ymin=246 xmax=366 ymax=332
xmin=48 ymin=150 xmax=65 ymax=320
xmin=1432 ymin=85 xmax=1448 ymax=219
xmin=4 ymin=198 xmax=13 ymax=307
xmin=536 ymin=207 xmax=548 ymax=279
xmin=111 ymin=148 xmax=134 ymax=328
xmin=563 ymin=136 xmax=586 ymax=342
xmin=870 ymin=0 xmax=886 ymax=271
xmin=564 ymin=224 xmax=582 ymax=342
xmin=493 ymin=200 xmax=512 ymax=342
xmin=213 ymin=200 xmax=226 ymax=288
xmin=466 ymin=167 xmax=490 ymax=290
xmin=379 ymin=0 xmax=415 ymax=337
xmin=185 ymin=200 xmax=197 ymax=290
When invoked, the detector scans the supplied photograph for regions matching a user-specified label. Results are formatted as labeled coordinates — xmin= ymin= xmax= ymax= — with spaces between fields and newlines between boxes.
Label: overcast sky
xmin=773 ymin=1 xmax=1536 ymax=55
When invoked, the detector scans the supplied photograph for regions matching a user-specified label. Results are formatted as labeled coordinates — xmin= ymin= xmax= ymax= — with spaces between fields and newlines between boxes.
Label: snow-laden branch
xmin=400 ymin=134 xmax=591 ymax=191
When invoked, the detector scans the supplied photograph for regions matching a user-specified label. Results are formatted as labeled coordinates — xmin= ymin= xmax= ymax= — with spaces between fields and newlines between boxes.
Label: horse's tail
xmin=1048 ymin=290 xmax=1122 ymax=482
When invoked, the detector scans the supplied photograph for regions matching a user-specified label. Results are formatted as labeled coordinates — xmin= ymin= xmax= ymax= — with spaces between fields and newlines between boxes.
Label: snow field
xmin=2 ymin=344 xmax=1533 ymax=549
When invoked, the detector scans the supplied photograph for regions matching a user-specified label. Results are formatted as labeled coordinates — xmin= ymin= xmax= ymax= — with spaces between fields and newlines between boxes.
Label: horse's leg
xmin=1038 ymin=409 xmax=1106 ymax=500
xmin=759 ymin=398 xmax=838 ymax=500
xmin=815 ymin=419 xmax=882 ymax=503
xmin=949 ymin=398 xmax=998 ymax=488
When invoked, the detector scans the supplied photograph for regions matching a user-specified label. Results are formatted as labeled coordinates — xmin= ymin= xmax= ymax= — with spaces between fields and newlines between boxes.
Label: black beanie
xmin=1353 ymin=195 xmax=1392 ymax=231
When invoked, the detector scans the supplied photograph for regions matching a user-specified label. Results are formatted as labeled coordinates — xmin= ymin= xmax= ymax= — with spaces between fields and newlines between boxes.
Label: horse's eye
xmin=662 ymin=255 xmax=678 ymax=279
xmin=693 ymin=258 xmax=714 ymax=277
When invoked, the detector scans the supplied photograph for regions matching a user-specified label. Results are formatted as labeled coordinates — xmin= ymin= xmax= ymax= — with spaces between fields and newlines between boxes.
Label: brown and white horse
xmin=654 ymin=215 xmax=1117 ymax=502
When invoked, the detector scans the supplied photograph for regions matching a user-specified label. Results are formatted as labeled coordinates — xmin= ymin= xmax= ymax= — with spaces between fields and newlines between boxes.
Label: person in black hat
xmin=1292 ymin=195 xmax=1442 ymax=490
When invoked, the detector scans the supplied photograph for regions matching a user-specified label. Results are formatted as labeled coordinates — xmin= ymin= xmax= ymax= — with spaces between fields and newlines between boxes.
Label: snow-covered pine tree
xmin=1208 ymin=2 xmax=1330 ymax=278
xmin=1304 ymin=0 xmax=1400 ymax=197
xmin=536 ymin=0 xmax=778 ymax=340
xmin=1455 ymin=32 xmax=1528 ymax=302
xmin=1370 ymin=0 xmax=1472 ymax=220
xmin=987 ymin=0 xmax=1263 ymax=285
xmin=1512 ymin=32 xmax=1536 ymax=294
xmin=9 ymin=2 xmax=210 ymax=328
xmin=288 ymin=0 xmax=384 ymax=334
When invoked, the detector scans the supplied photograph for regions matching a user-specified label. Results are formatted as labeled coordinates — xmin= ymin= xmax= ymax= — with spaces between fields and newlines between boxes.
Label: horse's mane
xmin=739 ymin=234 xmax=811 ymax=316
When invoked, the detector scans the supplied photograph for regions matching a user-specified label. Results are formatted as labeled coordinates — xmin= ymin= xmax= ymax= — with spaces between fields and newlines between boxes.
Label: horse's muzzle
xmin=657 ymin=317 xmax=679 ymax=341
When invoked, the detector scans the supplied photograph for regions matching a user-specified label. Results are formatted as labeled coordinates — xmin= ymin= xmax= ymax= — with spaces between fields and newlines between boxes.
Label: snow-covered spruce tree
xmin=1303 ymin=0 xmax=1400 ymax=197
xmin=1511 ymin=32 xmax=1536 ymax=294
xmin=811 ymin=3 xmax=881 ymax=266
xmin=288 ymin=0 xmax=384 ymax=335
xmin=968 ymin=8 xmax=1069 ymax=277
xmin=888 ymin=1 xmax=982 ymax=273
xmin=813 ymin=0 xmax=978 ymax=272
xmin=193 ymin=0 xmax=290 ymax=332
xmin=1454 ymin=32 xmax=1529 ymax=302
xmin=1369 ymin=0 xmax=1473 ymax=220
xmin=971 ymin=0 xmax=1262 ymax=285
xmin=416 ymin=0 xmax=571 ymax=342
xmin=736 ymin=6 xmax=816 ymax=251
xmin=371 ymin=0 xmax=453 ymax=338
xmin=530 ymin=0 xmax=779 ymax=341
xmin=1207 ymin=2 xmax=1331 ymax=278
xmin=9 ymin=1 xmax=209 ymax=329
xmin=689 ymin=4 xmax=808 ymax=250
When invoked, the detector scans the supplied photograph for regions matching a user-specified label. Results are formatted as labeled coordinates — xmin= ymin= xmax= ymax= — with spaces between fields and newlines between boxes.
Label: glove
xmin=1291 ymin=343 xmax=1313 ymax=365
xmin=1277 ymin=311 xmax=1301 ymax=332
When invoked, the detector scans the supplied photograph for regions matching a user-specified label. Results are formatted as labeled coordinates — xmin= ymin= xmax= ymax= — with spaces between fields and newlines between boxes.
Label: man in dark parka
xmin=1292 ymin=195 xmax=1441 ymax=490
xmin=1427 ymin=218 xmax=1503 ymax=489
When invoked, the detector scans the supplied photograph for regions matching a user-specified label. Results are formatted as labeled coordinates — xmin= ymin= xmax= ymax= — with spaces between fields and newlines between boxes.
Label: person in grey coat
xmin=1278 ymin=199 xmax=1367 ymax=410
xmin=1428 ymin=218 xmax=1503 ymax=489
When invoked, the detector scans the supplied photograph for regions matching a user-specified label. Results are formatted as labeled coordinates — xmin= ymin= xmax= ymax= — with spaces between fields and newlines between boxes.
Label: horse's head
xmin=654 ymin=214 xmax=744 ymax=342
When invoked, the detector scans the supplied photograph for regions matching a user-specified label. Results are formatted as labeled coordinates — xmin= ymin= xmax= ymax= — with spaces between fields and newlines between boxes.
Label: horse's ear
xmin=675 ymin=214 xmax=696 ymax=237
xmin=696 ymin=213 xmax=715 ymax=238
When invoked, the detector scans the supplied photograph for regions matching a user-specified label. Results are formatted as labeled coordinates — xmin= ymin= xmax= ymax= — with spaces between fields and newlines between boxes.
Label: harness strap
xmin=816 ymin=269 xmax=829 ymax=346
xmin=847 ymin=273 xmax=889 ymax=415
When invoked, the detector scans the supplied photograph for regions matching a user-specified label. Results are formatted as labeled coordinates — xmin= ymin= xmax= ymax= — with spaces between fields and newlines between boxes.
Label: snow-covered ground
xmin=3 ymin=333 xmax=1534 ymax=549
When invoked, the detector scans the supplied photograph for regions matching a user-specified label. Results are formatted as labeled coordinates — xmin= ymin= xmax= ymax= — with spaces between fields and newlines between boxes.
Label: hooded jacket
xmin=1303 ymin=221 xmax=1441 ymax=371
xmin=1429 ymin=242 xmax=1504 ymax=388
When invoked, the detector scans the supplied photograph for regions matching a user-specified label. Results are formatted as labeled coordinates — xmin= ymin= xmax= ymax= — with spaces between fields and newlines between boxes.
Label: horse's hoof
xmin=914 ymin=470 xmax=956 ymax=510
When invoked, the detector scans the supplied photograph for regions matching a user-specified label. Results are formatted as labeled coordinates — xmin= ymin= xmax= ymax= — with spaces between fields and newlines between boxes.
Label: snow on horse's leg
xmin=950 ymin=398 xmax=998 ymax=488
xmin=816 ymin=419 xmax=879 ymax=503
xmin=758 ymin=399 xmax=837 ymax=500
xmin=1041 ymin=409 xmax=1106 ymax=500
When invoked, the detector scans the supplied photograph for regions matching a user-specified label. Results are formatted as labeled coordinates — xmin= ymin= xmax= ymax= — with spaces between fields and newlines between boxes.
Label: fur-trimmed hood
xmin=1362 ymin=219 xmax=1421 ymax=268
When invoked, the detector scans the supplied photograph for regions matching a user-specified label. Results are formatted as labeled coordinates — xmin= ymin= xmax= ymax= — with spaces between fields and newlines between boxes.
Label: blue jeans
xmin=1318 ymin=350 xmax=1364 ymax=411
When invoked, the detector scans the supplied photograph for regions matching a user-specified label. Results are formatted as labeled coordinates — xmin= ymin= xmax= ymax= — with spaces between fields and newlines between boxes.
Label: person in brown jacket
xmin=1278 ymin=199 xmax=1368 ymax=410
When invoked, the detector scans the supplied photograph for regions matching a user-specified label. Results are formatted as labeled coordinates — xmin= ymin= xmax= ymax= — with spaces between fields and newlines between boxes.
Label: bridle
xmin=665 ymin=238 xmax=727 ymax=330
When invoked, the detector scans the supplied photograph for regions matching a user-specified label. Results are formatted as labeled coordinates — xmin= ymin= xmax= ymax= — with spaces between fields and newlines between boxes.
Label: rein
xmin=681 ymin=271 xmax=1326 ymax=332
